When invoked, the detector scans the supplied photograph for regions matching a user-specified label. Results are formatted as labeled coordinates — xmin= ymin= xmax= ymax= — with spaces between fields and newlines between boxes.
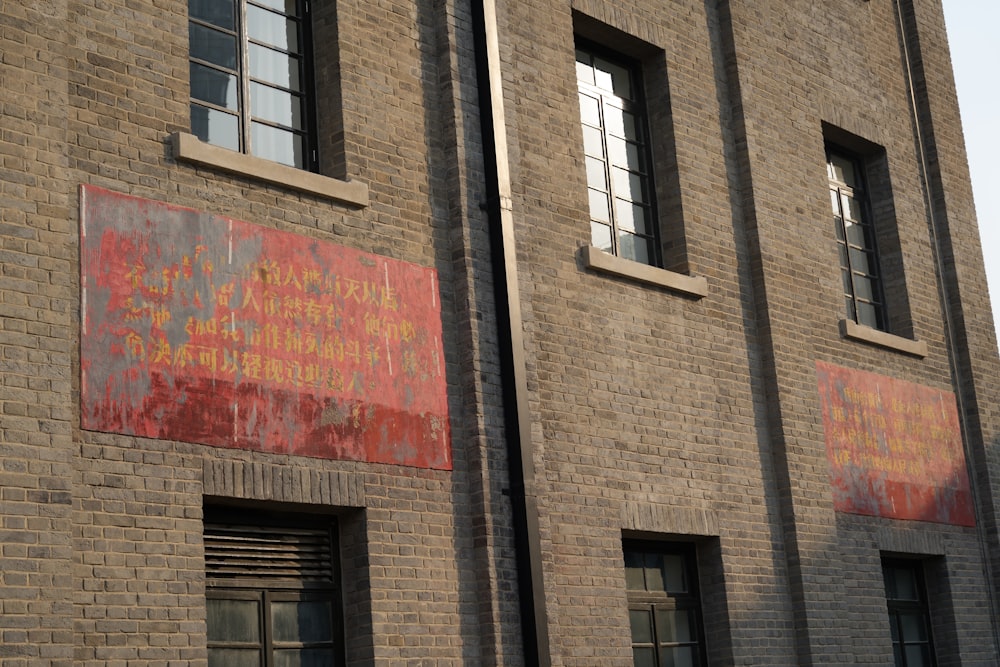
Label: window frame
xmin=882 ymin=558 xmax=937 ymax=667
xmin=624 ymin=540 xmax=708 ymax=667
xmin=576 ymin=40 xmax=662 ymax=268
xmin=204 ymin=508 xmax=344 ymax=667
xmin=188 ymin=0 xmax=319 ymax=171
xmin=827 ymin=144 xmax=889 ymax=331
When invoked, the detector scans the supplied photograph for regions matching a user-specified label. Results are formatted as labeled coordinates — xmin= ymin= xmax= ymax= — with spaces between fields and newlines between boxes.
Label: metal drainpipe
xmin=469 ymin=0 xmax=552 ymax=664
xmin=893 ymin=0 xmax=1000 ymax=654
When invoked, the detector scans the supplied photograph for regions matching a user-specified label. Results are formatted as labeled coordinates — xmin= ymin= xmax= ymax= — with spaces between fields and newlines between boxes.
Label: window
xmin=882 ymin=558 xmax=936 ymax=667
xmin=188 ymin=0 xmax=316 ymax=170
xmin=577 ymin=44 xmax=660 ymax=266
xmin=205 ymin=509 xmax=343 ymax=667
xmin=828 ymin=146 xmax=887 ymax=330
xmin=624 ymin=541 xmax=706 ymax=667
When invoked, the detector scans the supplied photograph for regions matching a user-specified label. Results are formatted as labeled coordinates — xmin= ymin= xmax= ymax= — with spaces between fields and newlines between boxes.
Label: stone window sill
xmin=581 ymin=246 xmax=708 ymax=298
xmin=170 ymin=132 xmax=368 ymax=208
xmin=839 ymin=319 xmax=927 ymax=358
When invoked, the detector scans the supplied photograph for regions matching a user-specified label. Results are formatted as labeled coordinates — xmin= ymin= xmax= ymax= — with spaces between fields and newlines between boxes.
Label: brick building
xmin=3 ymin=0 xmax=1000 ymax=664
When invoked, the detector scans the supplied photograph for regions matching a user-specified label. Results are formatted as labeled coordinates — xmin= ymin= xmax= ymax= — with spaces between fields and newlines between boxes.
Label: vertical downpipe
xmin=469 ymin=0 xmax=552 ymax=664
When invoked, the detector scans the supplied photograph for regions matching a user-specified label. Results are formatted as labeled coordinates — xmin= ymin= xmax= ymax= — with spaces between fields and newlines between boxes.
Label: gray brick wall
xmin=1 ymin=0 xmax=998 ymax=664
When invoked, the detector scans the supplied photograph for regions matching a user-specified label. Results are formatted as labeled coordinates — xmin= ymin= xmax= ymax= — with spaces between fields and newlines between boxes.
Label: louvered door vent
xmin=204 ymin=523 xmax=335 ymax=582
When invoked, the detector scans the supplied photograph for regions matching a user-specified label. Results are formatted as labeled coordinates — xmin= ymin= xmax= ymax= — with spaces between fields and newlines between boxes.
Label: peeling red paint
xmin=816 ymin=361 xmax=973 ymax=526
xmin=80 ymin=185 xmax=451 ymax=469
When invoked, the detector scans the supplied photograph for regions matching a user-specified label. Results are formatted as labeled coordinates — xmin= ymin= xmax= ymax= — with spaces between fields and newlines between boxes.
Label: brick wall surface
xmin=2 ymin=0 xmax=999 ymax=665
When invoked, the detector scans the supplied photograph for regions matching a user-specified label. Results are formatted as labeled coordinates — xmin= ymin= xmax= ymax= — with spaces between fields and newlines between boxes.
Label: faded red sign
xmin=816 ymin=361 xmax=973 ymax=525
xmin=80 ymin=185 xmax=451 ymax=469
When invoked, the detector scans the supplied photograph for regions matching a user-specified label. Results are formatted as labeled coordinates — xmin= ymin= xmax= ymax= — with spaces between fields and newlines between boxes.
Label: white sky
xmin=942 ymin=1 xmax=1000 ymax=339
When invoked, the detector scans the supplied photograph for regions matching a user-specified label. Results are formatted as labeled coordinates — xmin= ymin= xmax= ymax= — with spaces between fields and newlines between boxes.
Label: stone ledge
xmin=839 ymin=319 xmax=928 ymax=358
xmin=581 ymin=245 xmax=708 ymax=298
xmin=170 ymin=132 xmax=369 ymax=208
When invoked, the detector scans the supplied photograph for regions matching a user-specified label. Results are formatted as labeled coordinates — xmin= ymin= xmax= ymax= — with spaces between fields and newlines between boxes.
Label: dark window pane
xmin=632 ymin=646 xmax=656 ymax=667
xmin=904 ymin=644 xmax=931 ymax=667
xmin=849 ymin=247 xmax=872 ymax=275
xmin=853 ymin=275 xmax=875 ymax=301
xmin=660 ymin=646 xmax=697 ymax=667
xmin=274 ymin=648 xmax=336 ymax=667
xmin=250 ymin=44 xmax=302 ymax=89
xmin=190 ymin=0 xmax=236 ymax=29
xmin=207 ymin=598 xmax=261 ymax=642
xmin=191 ymin=62 xmax=239 ymax=109
xmin=899 ymin=613 xmax=928 ymax=641
xmin=661 ymin=553 xmax=687 ymax=593
xmin=208 ymin=648 xmax=262 ymax=667
xmin=247 ymin=4 xmax=299 ymax=51
xmin=251 ymin=122 xmax=304 ymax=168
xmin=575 ymin=50 xmax=594 ymax=86
xmin=629 ymin=609 xmax=654 ymax=644
xmin=857 ymin=301 xmax=879 ymax=328
xmin=655 ymin=608 xmax=694 ymax=643
xmin=845 ymin=220 xmax=866 ymax=247
xmin=191 ymin=103 xmax=241 ymax=151
xmin=190 ymin=23 xmax=238 ymax=70
xmin=251 ymin=83 xmax=303 ymax=129
xmin=271 ymin=600 xmax=333 ymax=643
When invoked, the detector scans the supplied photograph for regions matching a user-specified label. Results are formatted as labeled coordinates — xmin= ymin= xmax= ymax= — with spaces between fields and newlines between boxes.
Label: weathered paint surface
xmin=816 ymin=361 xmax=973 ymax=526
xmin=80 ymin=185 xmax=451 ymax=469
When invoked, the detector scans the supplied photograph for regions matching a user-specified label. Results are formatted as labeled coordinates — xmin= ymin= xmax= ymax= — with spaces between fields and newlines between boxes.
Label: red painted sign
xmin=816 ymin=361 xmax=973 ymax=525
xmin=80 ymin=185 xmax=451 ymax=469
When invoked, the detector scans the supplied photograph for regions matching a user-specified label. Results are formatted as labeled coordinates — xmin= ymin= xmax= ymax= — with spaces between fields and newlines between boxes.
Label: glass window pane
xmin=591 ymin=222 xmax=613 ymax=251
xmin=830 ymin=189 xmax=841 ymax=215
xmin=191 ymin=103 xmax=240 ymax=152
xmin=588 ymin=190 xmax=611 ymax=224
xmin=857 ymin=301 xmax=879 ymax=328
xmin=272 ymin=600 xmax=333 ymax=643
xmin=843 ymin=194 xmax=863 ymax=222
xmin=586 ymin=156 xmax=608 ymax=191
xmin=904 ymin=644 xmax=931 ymax=667
xmin=615 ymin=200 xmax=650 ymax=235
xmin=660 ymin=646 xmax=696 ymax=667
xmin=841 ymin=269 xmax=853 ymax=295
xmin=613 ymin=167 xmax=647 ymax=204
xmin=899 ymin=613 xmax=928 ymax=641
xmin=254 ymin=0 xmax=299 ymax=16
xmin=575 ymin=51 xmax=594 ymax=86
xmin=274 ymin=648 xmax=336 ymax=667
xmin=888 ymin=567 xmax=919 ymax=601
xmin=251 ymin=122 xmax=304 ymax=168
xmin=662 ymin=554 xmax=687 ymax=592
xmin=829 ymin=153 xmax=856 ymax=187
xmin=629 ymin=609 xmax=654 ymax=644
xmin=208 ymin=648 xmax=262 ymax=667
xmin=619 ymin=231 xmax=652 ymax=265
xmin=844 ymin=220 xmax=867 ymax=247
xmin=251 ymin=83 xmax=303 ymax=129
xmin=190 ymin=0 xmax=236 ymax=29
xmin=624 ymin=550 xmax=645 ymax=589
xmin=578 ymin=93 xmax=601 ymax=127
xmin=608 ymin=136 xmax=641 ymax=171
xmin=247 ymin=4 xmax=299 ymax=51
xmin=655 ymin=608 xmax=694 ymax=643
xmin=250 ymin=44 xmax=302 ymax=90
xmin=582 ymin=125 xmax=604 ymax=157
xmin=604 ymin=107 xmax=638 ymax=141
xmin=593 ymin=56 xmax=632 ymax=99
xmin=191 ymin=62 xmax=239 ymax=109
xmin=190 ymin=23 xmax=238 ymax=70
xmin=632 ymin=647 xmax=656 ymax=667
xmin=849 ymin=247 xmax=872 ymax=275
xmin=207 ymin=598 xmax=261 ymax=642
xmin=853 ymin=275 xmax=875 ymax=301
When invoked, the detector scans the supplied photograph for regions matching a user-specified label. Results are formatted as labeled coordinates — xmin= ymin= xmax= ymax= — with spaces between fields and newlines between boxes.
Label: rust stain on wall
xmin=816 ymin=360 xmax=973 ymax=525
xmin=80 ymin=185 xmax=451 ymax=469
